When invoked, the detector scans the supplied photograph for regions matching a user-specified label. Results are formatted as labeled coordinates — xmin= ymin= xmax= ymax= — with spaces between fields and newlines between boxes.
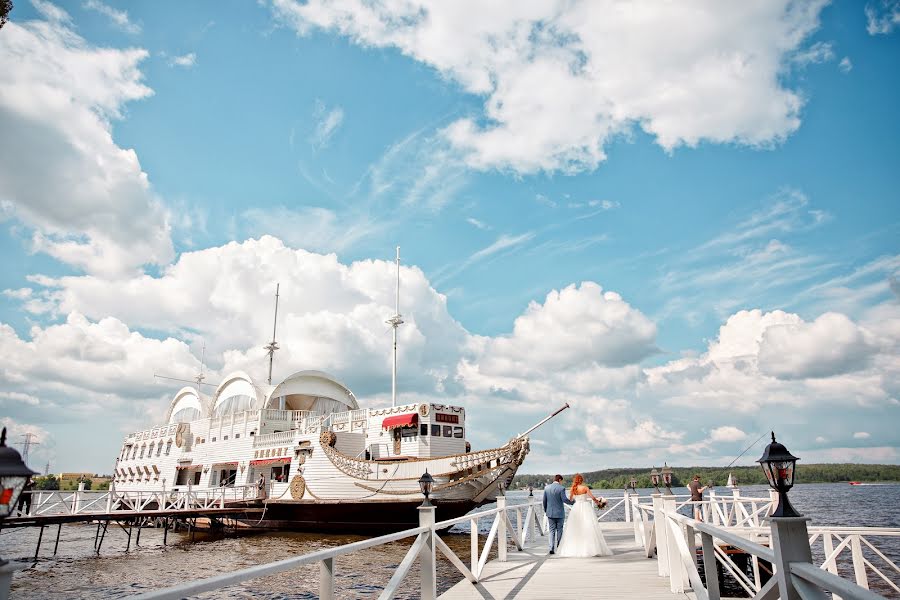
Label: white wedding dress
xmin=555 ymin=493 xmax=613 ymax=557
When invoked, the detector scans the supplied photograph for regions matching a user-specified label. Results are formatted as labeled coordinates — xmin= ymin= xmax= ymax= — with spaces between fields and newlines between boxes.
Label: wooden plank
xmin=439 ymin=522 xmax=692 ymax=599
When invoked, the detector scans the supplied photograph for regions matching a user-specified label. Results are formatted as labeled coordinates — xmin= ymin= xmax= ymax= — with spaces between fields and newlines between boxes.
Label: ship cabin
xmin=113 ymin=369 xmax=468 ymax=493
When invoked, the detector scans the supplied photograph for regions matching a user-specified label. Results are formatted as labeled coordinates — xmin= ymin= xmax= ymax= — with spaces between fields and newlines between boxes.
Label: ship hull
xmin=220 ymin=498 xmax=479 ymax=534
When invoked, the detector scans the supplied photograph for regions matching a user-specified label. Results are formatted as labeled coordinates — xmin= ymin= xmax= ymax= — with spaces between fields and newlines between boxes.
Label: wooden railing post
xmin=470 ymin=517 xmax=479 ymax=576
xmin=74 ymin=481 xmax=85 ymax=514
xmin=652 ymin=494 xmax=669 ymax=576
xmin=419 ymin=504 xmax=437 ymax=600
xmin=319 ymin=557 xmax=334 ymax=600
xmin=106 ymin=480 xmax=115 ymax=513
xmin=850 ymin=535 xmax=869 ymax=590
xmin=496 ymin=495 xmax=508 ymax=562
xmin=700 ymin=532 xmax=721 ymax=600
xmin=624 ymin=490 xmax=632 ymax=522
xmin=708 ymin=490 xmax=719 ymax=526
xmin=770 ymin=516 xmax=823 ymax=600
xmin=663 ymin=495 xmax=687 ymax=593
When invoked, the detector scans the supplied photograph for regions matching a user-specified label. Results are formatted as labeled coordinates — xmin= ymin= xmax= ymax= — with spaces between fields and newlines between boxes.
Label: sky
xmin=0 ymin=0 xmax=898 ymax=475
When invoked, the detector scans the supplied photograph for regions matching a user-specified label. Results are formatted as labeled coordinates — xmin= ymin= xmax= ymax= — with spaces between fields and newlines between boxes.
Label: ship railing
xmin=260 ymin=409 xmax=312 ymax=422
xmin=252 ymin=430 xmax=296 ymax=448
xmin=132 ymin=497 xmax=548 ymax=600
xmin=634 ymin=495 xmax=898 ymax=599
xmin=331 ymin=411 xmax=350 ymax=425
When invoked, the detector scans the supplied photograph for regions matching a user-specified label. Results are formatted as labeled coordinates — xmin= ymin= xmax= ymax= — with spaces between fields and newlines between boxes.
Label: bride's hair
xmin=570 ymin=473 xmax=584 ymax=496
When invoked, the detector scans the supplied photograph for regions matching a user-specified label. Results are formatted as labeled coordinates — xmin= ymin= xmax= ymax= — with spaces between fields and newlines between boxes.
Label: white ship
xmin=110 ymin=249 xmax=564 ymax=532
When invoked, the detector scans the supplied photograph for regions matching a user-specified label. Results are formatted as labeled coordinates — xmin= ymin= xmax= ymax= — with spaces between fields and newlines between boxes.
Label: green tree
xmin=1 ymin=1 xmax=12 ymax=30
xmin=34 ymin=474 xmax=59 ymax=490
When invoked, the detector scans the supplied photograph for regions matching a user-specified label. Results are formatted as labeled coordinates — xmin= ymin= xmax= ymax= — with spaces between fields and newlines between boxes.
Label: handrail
xmin=134 ymin=498 xmax=546 ymax=600
xmin=791 ymin=562 xmax=885 ymax=600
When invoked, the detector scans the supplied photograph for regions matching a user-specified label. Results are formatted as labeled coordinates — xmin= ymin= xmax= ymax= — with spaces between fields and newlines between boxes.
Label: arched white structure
xmin=266 ymin=370 xmax=358 ymax=414
xmin=211 ymin=371 xmax=266 ymax=417
xmin=165 ymin=387 xmax=204 ymax=424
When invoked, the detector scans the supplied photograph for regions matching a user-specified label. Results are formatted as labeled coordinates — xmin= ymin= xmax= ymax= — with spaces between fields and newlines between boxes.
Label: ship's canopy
xmin=165 ymin=369 xmax=358 ymax=424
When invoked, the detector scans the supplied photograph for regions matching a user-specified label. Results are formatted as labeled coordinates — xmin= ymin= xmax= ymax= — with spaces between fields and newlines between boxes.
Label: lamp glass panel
xmin=761 ymin=462 xmax=777 ymax=488
xmin=0 ymin=475 xmax=27 ymax=517
xmin=776 ymin=460 xmax=795 ymax=488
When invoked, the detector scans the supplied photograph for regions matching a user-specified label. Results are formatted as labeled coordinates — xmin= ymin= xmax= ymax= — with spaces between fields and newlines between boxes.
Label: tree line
xmin=512 ymin=463 xmax=900 ymax=490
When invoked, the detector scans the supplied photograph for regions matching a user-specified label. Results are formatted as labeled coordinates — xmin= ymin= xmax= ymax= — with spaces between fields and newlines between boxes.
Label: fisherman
xmin=688 ymin=474 xmax=708 ymax=520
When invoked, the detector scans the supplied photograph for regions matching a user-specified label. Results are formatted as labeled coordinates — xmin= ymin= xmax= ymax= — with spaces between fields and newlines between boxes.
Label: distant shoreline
xmin=512 ymin=463 xmax=900 ymax=489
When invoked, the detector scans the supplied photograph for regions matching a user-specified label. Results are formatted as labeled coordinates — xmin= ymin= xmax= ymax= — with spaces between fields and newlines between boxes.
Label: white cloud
xmin=865 ymin=0 xmax=900 ymax=35
xmin=272 ymin=0 xmax=829 ymax=174
xmin=839 ymin=57 xmax=853 ymax=73
xmin=169 ymin=52 xmax=197 ymax=68
xmin=853 ymin=431 xmax=871 ymax=439
xmin=792 ymin=41 xmax=834 ymax=66
xmin=310 ymin=100 xmax=344 ymax=148
xmin=83 ymin=0 xmax=141 ymax=34
xmin=242 ymin=206 xmax=384 ymax=254
xmin=710 ymin=426 xmax=748 ymax=442
xmin=466 ymin=217 xmax=490 ymax=230
xmin=0 ymin=8 xmax=173 ymax=277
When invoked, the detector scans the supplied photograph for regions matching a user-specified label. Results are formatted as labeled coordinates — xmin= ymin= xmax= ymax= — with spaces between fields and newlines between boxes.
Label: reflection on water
xmin=1 ymin=483 xmax=897 ymax=598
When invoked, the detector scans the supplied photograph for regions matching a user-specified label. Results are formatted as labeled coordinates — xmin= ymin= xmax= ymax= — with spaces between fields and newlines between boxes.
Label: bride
xmin=555 ymin=474 xmax=613 ymax=558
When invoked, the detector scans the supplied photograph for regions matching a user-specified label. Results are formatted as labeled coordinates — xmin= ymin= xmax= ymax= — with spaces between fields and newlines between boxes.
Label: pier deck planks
xmin=439 ymin=522 xmax=693 ymax=599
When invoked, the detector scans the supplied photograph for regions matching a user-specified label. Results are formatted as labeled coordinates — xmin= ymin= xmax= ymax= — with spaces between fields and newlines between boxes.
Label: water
xmin=1 ymin=483 xmax=897 ymax=598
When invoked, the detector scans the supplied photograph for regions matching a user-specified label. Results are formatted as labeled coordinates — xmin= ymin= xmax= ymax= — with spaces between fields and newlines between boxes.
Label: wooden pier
xmin=440 ymin=522 xmax=689 ymax=599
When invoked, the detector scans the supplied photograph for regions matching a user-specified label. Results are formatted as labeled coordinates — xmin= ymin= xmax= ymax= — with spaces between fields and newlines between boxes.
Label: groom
xmin=542 ymin=474 xmax=574 ymax=554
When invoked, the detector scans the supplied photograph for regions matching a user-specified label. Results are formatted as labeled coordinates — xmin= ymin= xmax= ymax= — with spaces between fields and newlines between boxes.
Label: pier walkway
xmin=439 ymin=522 xmax=689 ymax=599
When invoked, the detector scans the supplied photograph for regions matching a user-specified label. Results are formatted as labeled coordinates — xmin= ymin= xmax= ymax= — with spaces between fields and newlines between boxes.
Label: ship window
xmin=235 ymin=433 xmax=240 ymax=439
xmin=212 ymin=437 xmax=216 ymax=442
xmin=156 ymin=443 xmax=162 ymax=457
xmin=223 ymin=435 xmax=229 ymax=440
xmin=148 ymin=442 xmax=155 ymax=456
xmin=171 ymin=407 xmax=200 ymax=423
xmin=250 ymin=431 xmax=255 ymax=436
xmin=165 ymin=440 xmax=172 ymax=455
xmin=139 ymin=444 xmax=146 ymax=459
xmin=420 ymin=424 xmax=428 ymax=436
xmin=443 ymin=426 xmax=453 ymax=437
xmin=213 ymin=394 xmax=253 ymax=417
xmin=454 ymin=427 xmax=464 ymax=439
xmin=401 ymin=426 xmax=417 ymax=438
xmin=431 ymin=424 xmax=441 ymax=437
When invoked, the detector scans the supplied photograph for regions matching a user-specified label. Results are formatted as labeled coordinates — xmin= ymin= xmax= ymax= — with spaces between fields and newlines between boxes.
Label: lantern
xmin=757 ymin=432 xmax=800 ymax=518
xmin=528 ymin=484 xmax=534 ymax=497
xmin=0 ymin=427 xmax=38 ymax=519
xmin=418 ymin=470 xmax=435 ymax=506
xmin=650 ymin=467 xmax=660 ymax=490
xmin=630 ymin=476 xmax=638 ymax=492
xmin=662 ymin=463 xmax=673 ymax=490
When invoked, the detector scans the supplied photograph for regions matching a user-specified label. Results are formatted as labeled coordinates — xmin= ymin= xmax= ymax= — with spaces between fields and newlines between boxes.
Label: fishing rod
xmin=706 ymin=430 xmax=769 ymax=488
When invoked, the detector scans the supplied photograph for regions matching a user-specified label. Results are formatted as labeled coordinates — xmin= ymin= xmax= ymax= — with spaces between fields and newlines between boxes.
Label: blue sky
xmin=1 ymin=0 xmax=898 ymax=473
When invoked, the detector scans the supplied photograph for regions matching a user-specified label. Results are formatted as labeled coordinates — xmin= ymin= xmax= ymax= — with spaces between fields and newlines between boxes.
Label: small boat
xmin=849 ymin=481 xmax=863 ymax=485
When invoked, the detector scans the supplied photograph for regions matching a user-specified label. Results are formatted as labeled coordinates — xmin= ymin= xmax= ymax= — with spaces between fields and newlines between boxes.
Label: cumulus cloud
xmin=853 ymin=431 xmax=871 ymax=439
xmin=0 ymin=7 xmax=173 ymax=276
xmin=271 ymin=0 xmax=828 ymax=174
xmin=710 ymin=426 xmax=748 ymax=442
xmin=839 ymin=57 xmax=853 ymax=73
xmin=169 ymin=52 xmax=197 ymax=68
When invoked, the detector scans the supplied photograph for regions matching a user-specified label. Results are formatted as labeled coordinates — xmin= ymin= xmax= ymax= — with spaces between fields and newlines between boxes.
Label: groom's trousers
xmin=548 ymin=517 xmax=565 ymax=552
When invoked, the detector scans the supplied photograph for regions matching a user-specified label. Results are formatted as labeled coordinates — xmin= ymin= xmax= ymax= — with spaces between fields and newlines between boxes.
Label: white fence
xmin=132 ymin=496 xmax=545 ymax=600
xmin=22 ymin=484 xmax=256 ymax=517
xmin=631 ymin=492 xmax=899 ymax=599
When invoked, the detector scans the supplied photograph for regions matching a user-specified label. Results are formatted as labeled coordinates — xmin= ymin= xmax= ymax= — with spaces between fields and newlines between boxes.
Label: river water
xmin=1 ymin=483 xmax=897 ymax=598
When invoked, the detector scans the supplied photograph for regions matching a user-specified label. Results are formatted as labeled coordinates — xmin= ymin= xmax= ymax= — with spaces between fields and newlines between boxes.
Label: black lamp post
xmin=418 ymin=470 xmax=434 ymax=507
xmin=757 ymin=432 xmax=801 ymax=518
xmin=629 ymin=476 xmax=637 ymax=492
xmin=528 ymin=484 xmax=533 ymax=497
xmin=661 ymin=463 xmax=673 ymax=493
xmin=650 ymin=467 xmax=660 ymax=492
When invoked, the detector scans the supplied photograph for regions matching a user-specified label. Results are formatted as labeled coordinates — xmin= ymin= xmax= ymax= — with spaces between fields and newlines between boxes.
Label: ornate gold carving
xmin=289 ymin=475 xmax=306 ymax=500
xmin=320 ymin=431 xmax=337 ymax=447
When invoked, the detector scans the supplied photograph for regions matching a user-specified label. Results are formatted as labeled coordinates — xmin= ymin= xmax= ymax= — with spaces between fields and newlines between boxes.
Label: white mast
xmin=195 ymin=340 xmax=206 ymax=394
xmin=264 ymin=283 xmax=281 ymax=386
xmin=385 ymin=247 xmax=404 ymax=407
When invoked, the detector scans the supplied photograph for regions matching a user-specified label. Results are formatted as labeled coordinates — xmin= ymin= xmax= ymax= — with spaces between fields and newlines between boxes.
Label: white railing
xmin=21 ymin=485 xmax=257 ymax=517
xmin=132 ymin=496 xmax=546 ymax=600
xmin=252 ymin=430 xmax=296 ymax=448
xmin=260 ymin=409 xmax=311 ymax=422
xmin=633 ymin=493 xmax=898 ymax=599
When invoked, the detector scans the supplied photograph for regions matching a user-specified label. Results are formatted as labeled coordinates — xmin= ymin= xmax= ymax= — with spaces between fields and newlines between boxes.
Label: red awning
xmin=176 ymin=464 xmax=203 ymax=470
xmin=250 ymin=457 xmax=291 ymax=466
xmin=382 ymin=413 xmax=418 ymax=430
xmin=212 ymin=462 xmax=239 ymax=468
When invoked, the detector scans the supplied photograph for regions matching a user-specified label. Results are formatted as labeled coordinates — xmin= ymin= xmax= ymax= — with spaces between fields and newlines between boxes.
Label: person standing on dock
xmin=542 ymin=474 xmax=575 ymax=554
xmin=688 ymin=474 xmax=708 ymax=520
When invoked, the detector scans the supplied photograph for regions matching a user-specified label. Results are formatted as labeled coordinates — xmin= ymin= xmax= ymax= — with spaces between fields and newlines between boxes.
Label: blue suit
xmin=542 ymin=482 xmax=574 ymax=552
